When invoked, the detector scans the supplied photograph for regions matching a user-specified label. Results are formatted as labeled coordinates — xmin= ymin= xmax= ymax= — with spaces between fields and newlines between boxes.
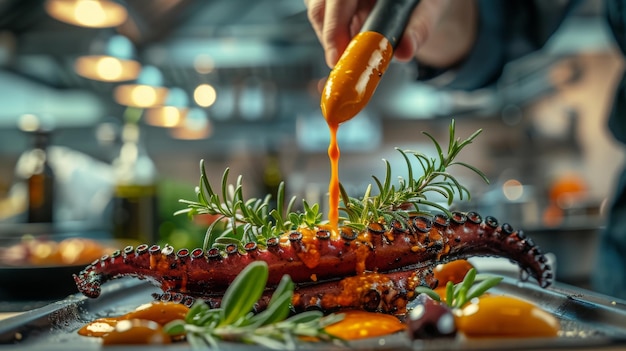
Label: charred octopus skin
xmin=74 ymin=212 xmax=552 ymax=314
xmin=153 ymin=269 xmax=436 ymax=314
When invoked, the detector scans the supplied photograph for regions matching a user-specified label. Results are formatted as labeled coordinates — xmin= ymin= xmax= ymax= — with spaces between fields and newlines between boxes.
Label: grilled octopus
xmin=74 ymin=211 xmax=552 ymax=315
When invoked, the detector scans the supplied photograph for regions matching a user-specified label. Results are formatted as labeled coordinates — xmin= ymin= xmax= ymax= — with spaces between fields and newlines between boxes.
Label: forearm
xmin=417 ymin=0 xmax=580 ymax=90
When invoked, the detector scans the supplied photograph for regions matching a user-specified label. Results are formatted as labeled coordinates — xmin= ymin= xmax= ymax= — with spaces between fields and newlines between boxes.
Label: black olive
xmin=406 ymin=294 xmax=456 ymax=339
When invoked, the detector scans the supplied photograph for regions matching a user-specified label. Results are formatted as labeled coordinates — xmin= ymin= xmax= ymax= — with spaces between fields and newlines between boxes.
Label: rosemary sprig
xmin=175 ymin=165 xmax=304 ymax=251
xmin=176 ymin=119 xmax=488 ymax=248
xmin=415 ymin=268 xmax=503 ymax=309
xmin=340 ymin=119 xmax=489 ymax=231
xmin=163 ymin=261 xmax=343 ymax=350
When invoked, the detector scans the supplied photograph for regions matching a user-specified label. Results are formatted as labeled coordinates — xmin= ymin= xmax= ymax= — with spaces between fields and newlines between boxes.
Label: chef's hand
xmin=304 ymin=0 xmax=477 ymax=69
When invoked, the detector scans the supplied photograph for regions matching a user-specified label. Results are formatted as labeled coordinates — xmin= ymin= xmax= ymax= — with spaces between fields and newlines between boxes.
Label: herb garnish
xmin=163 ymin=261 xmax=343 ymax=350
xmin=340 ymin=120 xmax=488 ymax=231
xmin=415 ymin=268 xmax=503 ymax=309
xmin=176 ymin=119 xmax=488 ymax=251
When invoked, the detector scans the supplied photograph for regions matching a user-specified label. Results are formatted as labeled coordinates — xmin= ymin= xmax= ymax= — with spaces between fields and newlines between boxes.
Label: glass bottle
xmin=111 ymin=123 xmax=158 ymax=243
xmin=27 ymin=130 xmax=54 ymax=223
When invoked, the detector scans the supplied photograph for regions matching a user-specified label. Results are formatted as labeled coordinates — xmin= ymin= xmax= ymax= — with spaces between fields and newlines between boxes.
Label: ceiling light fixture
xmin=113 ymin=65 xmax=168 ymax=108
xmin=193 ymin=54 xmax=215 ymax=74
xmin=45 ymin=0 xmax=128 ymax=28
xmin=193 ymin=84 xmax=217 ymax=108
xmin=169 ymin=108 xmax=212 ymax=140
xmin=74 ymin=35 xmax=141 ymax=82
xmin=144 ymin=87 xmax=189 ymax=127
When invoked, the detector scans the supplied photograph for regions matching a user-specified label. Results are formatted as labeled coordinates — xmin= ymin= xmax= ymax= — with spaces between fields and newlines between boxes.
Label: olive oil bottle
xmin=27 ymin=130 xmax=54 ymax=223
xmin=111 ymin=123 xmax=158 ymax=243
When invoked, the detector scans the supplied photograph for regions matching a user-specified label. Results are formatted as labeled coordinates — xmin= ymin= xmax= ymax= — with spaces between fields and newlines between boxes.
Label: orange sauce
xmin=327 ymin=123 xmax=341 ymax=229
xmin=295 ymin=227 xmax=323 ymax=269
xmin=327 ymin=272 xmax=394 ymax=308
xmin=433 ymin=259 xmax=474 ymax=285
xmin=431 ymin=260 xmax=475 ymax=303
xmin=78 ymin=301 xmax=189 ymax=341
xmin=455 ymin=295 xmax=560 ymax=338
xmin=316 ymin=271 xmax=417 ymax=313
xmin=321 ymin=31 xmax=393 ymax=229
xmin=123 ymin=301 xmax=189 ymax=325
xmin=325 ymin=310 xmax=405 ymax=340
xmin=77 ymin=317 xmax=118 ymax=337
xmin=101 ymin=319 xmax=171 ymax=345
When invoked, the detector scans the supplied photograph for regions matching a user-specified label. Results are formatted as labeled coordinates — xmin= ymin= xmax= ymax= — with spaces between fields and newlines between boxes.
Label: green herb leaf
xmin=415 ymin=268 xmax=503 ymax=309
xmin=219 ymin=261 xmax=269 ymax=326
xmin=457 ymin=268 xmax=477 ymax=297
xmin=415 ymin=286 xmax=442 ymax=302
xmin=163 ymin=319 xmax=187 ymax=335
xmin=186 ymin=300 xmax=211 ymax=324
xmin=248 ymin=274 xmax=294 ymax=327
xmin=466 ymin=276 xmax=504 ymax=301
xmin=445 ymin=281 xmax=454 ymax=306
xmin=282 ymin=310 xmax=324 ymax=324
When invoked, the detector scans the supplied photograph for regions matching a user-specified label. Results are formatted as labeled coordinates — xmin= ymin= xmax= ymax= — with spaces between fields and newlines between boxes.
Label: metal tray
xmin=1 ymin=274 xmax=626 ymax=351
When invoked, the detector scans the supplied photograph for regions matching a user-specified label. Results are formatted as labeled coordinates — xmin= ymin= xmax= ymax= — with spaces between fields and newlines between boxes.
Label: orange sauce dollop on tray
xmin=78 ymin=301 xmax=189 ymax=344
xmin=101 ymin=319 xmax=171 ymax=345
xmin=321 ymin=31 xmax=393 ymax=229
xmin=434 ymin=259 xmax=475 ymax=285
xmin=455 ymin=295 xmax=560 ymax=338
xmin=325 ymin=310 xmax=405 ymax=340
xmin=433 ymin=259 xmax=475 ymax=302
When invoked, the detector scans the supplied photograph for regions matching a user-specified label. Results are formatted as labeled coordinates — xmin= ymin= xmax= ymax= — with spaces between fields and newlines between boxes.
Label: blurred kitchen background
xmin=0 ymin=0 xmax=623 ymax=290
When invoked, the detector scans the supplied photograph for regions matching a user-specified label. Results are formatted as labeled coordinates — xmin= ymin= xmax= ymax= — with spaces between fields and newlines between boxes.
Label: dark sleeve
xmin=606 ymin=0 xmax=626 ymax=55
xmin=605 ymin=0 xmax=626 ymax=144
xmin=417 ymin=0 xmax=579 ymax=90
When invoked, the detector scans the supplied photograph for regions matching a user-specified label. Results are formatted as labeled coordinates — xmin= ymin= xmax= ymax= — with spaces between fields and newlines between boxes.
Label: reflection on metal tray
xmin=0 ymin=264 xmax=85 ymax=302
xmin=1 ymin=275 xmax=626 ymax=350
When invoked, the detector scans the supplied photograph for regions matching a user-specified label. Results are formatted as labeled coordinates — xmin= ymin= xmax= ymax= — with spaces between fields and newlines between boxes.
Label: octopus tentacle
xmin=74 ymin=212 xmax=552 ymax=312
xmin=152 ymin=269 xmax=437 ymax=314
